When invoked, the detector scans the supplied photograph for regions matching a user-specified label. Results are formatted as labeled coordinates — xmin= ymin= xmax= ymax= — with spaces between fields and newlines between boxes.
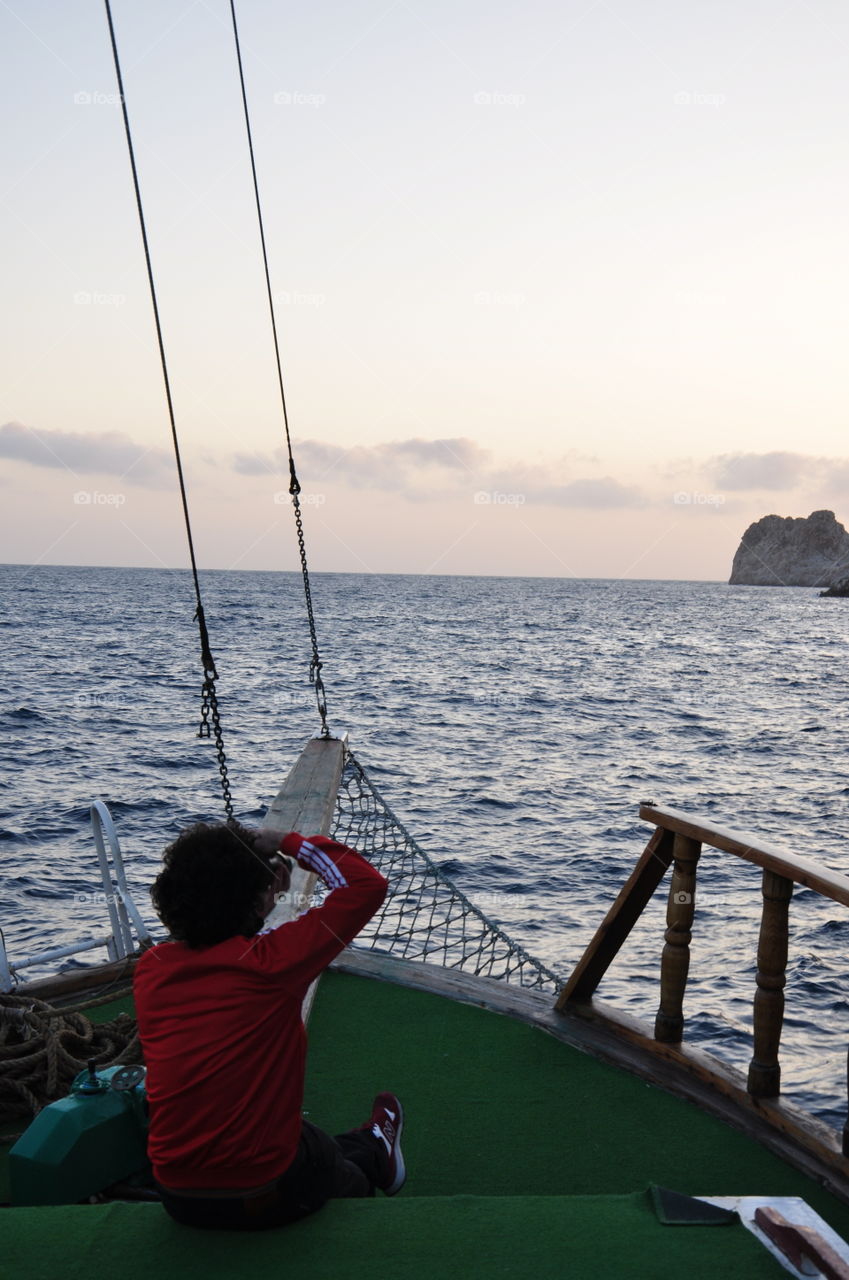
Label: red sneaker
xmin=369 ymin=1093 xmax=406 ymax=1195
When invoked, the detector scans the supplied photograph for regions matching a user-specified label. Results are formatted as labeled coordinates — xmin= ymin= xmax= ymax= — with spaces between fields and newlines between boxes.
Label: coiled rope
xmin=0 ymin=987 xmax=139 ymax=1136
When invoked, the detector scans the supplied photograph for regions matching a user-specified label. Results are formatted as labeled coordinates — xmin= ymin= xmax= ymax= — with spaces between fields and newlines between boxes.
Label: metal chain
xmin=289 ymin=464 xmax=329 ymax=736
xmin=196 ymin=609 xmax=234 ymax=819
xmin=231 ymin=0 xmax=331 ymax=738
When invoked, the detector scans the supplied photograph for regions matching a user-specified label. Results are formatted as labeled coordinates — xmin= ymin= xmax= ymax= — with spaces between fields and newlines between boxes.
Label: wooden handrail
xmin=638 ymin=803 xmax=849 ymax=906
xmin=557 ymin=800 xmax=849 ymax=1155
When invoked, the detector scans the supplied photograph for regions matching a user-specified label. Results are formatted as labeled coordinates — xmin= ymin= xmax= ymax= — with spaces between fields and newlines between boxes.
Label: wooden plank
xmin=261 ymin=735 xmax=346 ymax=927
xmin=16 ymin=954 xmax=139 ymax=1001
xmin=331 ymin=947 xmax=849 ymax=1206
xmin=639 ymin=803 xmax=849 ymax=907
xmin=755 ymin=1206 xmax=849 ymax=1280
xmin=557 ymin=827 xmax=675 ymax=1007
xmin=263 ymin=735 xmax=346 ymax=837
xmin=261 ymin=736 xmax=346 ymax=1023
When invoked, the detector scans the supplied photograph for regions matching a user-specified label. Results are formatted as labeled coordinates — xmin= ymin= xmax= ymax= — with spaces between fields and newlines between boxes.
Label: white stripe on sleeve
xmin=299 ymin=840 xmax=347 ymax=890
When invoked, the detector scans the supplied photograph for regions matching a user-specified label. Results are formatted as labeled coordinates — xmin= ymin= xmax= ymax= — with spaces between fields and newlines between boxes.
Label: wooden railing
xmin=557 ymin=802 xmax=849 ymax=1156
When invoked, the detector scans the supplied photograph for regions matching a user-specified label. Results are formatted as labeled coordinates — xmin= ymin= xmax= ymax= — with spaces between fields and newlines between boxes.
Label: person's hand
xmin=253 ymin=828 xmax=287 ymax=858
xmin=277 ymin=831 xmax=312 ymax=868
xmin=260 ymin=854 xmax=292 ymax=918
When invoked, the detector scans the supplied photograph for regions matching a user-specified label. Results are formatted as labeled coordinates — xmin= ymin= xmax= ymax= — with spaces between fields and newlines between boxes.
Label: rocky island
xmin=729 ymin=509 xmax=849 ymax=587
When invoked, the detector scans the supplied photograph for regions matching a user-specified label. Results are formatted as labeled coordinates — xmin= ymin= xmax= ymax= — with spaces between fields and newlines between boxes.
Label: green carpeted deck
xmin=4 ymin=968 xmax=849 ymax=1277
xmin=306 ymin=973 xmax=849 ymax=1227
xmin=6 ymin=1193 xmax=787 ymax=1280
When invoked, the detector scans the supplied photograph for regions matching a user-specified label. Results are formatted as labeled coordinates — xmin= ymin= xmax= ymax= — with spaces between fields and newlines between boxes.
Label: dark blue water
xmin=2 ymin=564 xmax=849 ymax=1125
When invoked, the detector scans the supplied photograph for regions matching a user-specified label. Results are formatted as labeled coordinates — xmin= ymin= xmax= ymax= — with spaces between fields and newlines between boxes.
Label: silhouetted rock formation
xmin=820 ymin=576 xmax=849 ymax=597
xmin=729 ymin=510 xmax=849 ymax=586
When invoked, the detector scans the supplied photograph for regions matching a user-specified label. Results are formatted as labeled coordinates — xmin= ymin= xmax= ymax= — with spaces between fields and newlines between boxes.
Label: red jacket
xmin=134 ymin=834 xmax=387 ymax=1191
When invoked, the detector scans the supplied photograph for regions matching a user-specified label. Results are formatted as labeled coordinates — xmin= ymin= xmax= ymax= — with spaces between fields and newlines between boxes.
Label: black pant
xmin=157 ymin=1120 xmax=385 ymax=1231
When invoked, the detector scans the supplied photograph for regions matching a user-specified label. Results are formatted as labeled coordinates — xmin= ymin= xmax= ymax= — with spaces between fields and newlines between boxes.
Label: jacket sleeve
xmin=250 ymin=834 xmax=387 ymax=990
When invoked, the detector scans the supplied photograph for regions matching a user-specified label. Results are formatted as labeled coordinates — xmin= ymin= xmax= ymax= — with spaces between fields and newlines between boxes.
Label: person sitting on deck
xmin=133 ymin=821 xmax=405 ymax=1230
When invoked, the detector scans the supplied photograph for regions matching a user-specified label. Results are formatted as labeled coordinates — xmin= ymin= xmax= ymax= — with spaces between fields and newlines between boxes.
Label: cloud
xmin=705 ymin=451 xmax=849 ymax=503
xmin=234 ymin=436 xmax=489 ymax=488
xmin=232 ymin=449 xmax=283 ymax=477
xmin=709 ymin=451 xmax=822 ymax=491
xmin=823 ymin=460 xmax=849 ymax=495
xmin=233 ymin=436 xmax=649 ymax=508
xmin=0 ymin=421 xmax=173 ymax=486
xmin=524 ymin=477 xmax=645 ymax=508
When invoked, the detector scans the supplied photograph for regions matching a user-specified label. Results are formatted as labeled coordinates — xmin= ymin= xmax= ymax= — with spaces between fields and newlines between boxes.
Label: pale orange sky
xmin=2 ymin=1 xmax=848 ymax=578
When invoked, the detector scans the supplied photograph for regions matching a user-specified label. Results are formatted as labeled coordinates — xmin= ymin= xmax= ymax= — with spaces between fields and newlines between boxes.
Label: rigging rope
xmin=229 ymin=0 xmax=330 ymax=738
xmin=103 ymin=0 xmax=234 ymax=817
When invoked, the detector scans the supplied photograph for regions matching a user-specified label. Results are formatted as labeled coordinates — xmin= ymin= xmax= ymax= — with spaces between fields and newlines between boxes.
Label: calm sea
xmin=2 ymin=564 xmax=848 ymax=1123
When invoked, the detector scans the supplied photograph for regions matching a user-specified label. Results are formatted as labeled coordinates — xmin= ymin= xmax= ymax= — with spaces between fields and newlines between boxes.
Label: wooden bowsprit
xmin=261 ymin=735 xmax=346 ymax=1021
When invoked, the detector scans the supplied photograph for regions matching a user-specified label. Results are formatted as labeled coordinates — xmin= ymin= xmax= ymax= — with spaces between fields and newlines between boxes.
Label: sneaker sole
xmin=384 ymin=1098 xmax=405 ymax=1196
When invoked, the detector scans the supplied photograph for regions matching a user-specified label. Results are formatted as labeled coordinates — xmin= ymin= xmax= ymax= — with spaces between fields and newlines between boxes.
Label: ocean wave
xmin=3 ymin=565 xmax=849 ymax=1120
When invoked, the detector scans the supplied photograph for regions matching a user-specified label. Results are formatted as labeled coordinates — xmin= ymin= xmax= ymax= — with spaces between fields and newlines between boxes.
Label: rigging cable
xmin=103 ymin=0 xmax=234 ymax=819
xmin=229 ymin=0 xmax=331 ymax=739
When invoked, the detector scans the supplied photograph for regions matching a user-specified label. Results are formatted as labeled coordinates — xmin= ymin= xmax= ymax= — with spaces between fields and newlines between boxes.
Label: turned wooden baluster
xmin=654 ymin=833 xmax=701 ymax=1043
xmin=747 ymin=869 xmax=793 ymax=1098
xmin=843 ymin=1051 xmax=849 ymax=1157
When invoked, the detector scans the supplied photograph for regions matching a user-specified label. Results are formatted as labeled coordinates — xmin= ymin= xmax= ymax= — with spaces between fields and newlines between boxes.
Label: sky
xmin=1 ymin=0 xmax=848 ymax=579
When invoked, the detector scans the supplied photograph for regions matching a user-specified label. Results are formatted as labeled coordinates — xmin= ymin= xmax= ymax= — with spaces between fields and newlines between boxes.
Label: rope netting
xmin=331 ymin=749 xmax=564 ymax=994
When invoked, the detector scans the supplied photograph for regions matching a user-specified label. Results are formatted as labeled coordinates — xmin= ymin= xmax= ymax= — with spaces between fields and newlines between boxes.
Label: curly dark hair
xmin=151 ymin=821 xmax=277 ymax=948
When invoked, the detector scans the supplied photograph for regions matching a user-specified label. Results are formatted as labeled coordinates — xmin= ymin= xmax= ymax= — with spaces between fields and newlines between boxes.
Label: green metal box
xmin=9 ymin=1064 xmax=148 ymax=1206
